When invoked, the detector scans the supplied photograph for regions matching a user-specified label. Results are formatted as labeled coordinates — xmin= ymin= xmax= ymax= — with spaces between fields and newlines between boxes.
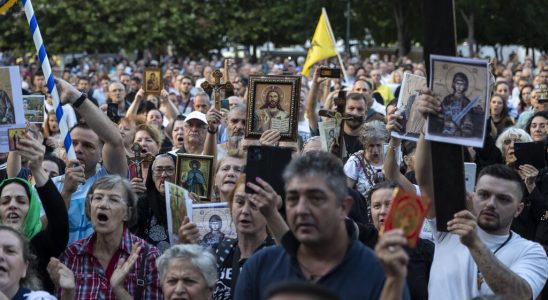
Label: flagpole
xmin=322 ymin=8 xmax=349 ymax=83
xmin=21 ymin=0 xmax=76 ymax=160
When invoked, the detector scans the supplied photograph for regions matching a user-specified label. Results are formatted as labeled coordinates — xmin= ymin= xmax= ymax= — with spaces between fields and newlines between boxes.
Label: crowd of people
xmin=0 ymin=50 xmax=546 ymax=300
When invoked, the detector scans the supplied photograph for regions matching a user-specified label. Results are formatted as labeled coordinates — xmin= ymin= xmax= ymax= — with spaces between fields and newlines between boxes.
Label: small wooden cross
xmin=200 ymin=70 xmax=233 ymax=110
xmin=319 ymin=109 xmax=363 ymax=147
xmin=128 ymin=143 xmax=155 ymax=179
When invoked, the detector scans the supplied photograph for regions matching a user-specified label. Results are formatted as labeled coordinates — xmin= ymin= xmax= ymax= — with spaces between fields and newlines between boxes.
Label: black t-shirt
xmin=213 ymin=236 xmax=275 ymax=300
xmin=343 ymin=133 xmax=363 ymax=159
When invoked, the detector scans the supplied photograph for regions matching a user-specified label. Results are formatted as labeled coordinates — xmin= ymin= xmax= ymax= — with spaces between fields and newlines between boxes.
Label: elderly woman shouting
xmin=48 ymin=175 xmax=162 ymax=300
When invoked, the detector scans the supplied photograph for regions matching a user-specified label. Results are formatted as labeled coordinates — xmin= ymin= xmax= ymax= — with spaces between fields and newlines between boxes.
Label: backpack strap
xmin=134 ymin=243 xmax=148 ymax=300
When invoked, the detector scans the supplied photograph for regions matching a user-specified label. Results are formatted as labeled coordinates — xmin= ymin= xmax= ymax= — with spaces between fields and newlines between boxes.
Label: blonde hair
xmin=135 ymin=123 xmax=164 ymax=146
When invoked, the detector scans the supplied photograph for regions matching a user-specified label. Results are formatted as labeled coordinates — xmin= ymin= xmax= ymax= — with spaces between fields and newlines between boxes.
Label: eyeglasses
xmin=153 ymin=167 xmax=175 ymax=176
xmin=90 ymin=194 xmax=125 ymax=206
xmin=503 ymin=137 xmax=523 ymax=145
xmin=183 ymin=123 xmax=207 ymax=130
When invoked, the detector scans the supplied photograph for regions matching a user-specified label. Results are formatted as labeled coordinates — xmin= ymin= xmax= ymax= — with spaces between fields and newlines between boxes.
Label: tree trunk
xmin=459 ymin=9 xmax=475 ymax=57
xmin=393 ymin=0 xmax=411 ymax=57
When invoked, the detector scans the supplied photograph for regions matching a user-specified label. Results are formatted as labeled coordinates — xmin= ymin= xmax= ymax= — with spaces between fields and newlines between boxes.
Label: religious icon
xmin=164 ymin=182 xmax=191 ymax=245
xmin=23 ymin=95 xmax=45 ymax=124
xmin=8 ymin=127 xmax=27 ymax=151
xmin=382 ymin=188 xmax=431 ymax=248
xmin=391 ymin=73 xmax=427 ymax=142
xmin=144 ymin=68 xmax=162 ymax=95
xmin=426 ymin=55 xmax=490 ymax=148
xmin=246 ymin=75 xmax=300 ymax=141
xmin=175 ymin=154 xmax=214 ymax=200
xmin=191 ymin=202 xmax=236 ymax=250
xmin=127 ymin=143 xmax=154 ymax=179
xmin=0 ymin=66 xmax=28 ymax=153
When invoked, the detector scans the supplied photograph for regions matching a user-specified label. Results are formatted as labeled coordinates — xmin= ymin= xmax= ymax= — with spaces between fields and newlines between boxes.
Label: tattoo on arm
xmin=471 ymin=242 xmax=532 ymax=300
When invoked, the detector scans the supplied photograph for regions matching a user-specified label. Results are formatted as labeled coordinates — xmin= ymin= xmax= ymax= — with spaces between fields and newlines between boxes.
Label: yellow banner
xmin=302 ymin=9 xmax=337 ymax=77
xmin=0 ymin=0 xmax=17 ymax=14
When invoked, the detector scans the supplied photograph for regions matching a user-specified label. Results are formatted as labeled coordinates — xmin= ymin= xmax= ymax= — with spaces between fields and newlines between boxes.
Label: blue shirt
xmin=234 ymin=221 xmax=410 ymax=300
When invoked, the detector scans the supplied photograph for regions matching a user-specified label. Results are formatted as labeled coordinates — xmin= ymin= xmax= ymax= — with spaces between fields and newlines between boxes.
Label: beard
xmin=346 ymin=119 xmax=362 ymax=129
xmin=228 ymin=135 xmax=243 ymax=148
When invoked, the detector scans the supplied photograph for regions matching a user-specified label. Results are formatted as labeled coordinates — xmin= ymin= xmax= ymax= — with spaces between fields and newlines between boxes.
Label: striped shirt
xmin=59 ymin=228 xmax=163 ymax=300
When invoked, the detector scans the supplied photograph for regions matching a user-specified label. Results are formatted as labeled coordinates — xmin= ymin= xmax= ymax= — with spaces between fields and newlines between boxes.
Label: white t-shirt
xmin=428 ymin=219 xmax=548 ymax=300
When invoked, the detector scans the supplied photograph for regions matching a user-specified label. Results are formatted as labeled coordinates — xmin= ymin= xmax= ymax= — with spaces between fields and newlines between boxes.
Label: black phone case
xmin=245 ymin=146 xmax=293 ymax=199
xmin=515 ymin=142 xmax=546 ymax=170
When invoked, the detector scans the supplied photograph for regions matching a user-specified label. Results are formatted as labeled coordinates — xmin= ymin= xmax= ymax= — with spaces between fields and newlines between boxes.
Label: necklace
xmin=476 ymin=232 xmax=513 ymax=290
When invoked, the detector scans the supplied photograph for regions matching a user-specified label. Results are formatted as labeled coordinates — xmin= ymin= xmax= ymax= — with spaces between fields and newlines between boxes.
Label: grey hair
xmin=156 ymin=244 xmax=217 ymax=287
xmin=194 ymin=91 xmax=210 ymax=102
xmin=152 ymin=153 xmax=175 ymax=169
xmin=85 ymin=175 xmax=138 ymax=227
xmin=282 ymin=151 xmax=347 ymax=204
xmin=359 ymin=120 xmax=388 ymax=145
xmin=495 ymin=127 xmax=533 ymax=153
xmin=227 ymin=104 xmax=247 ymax=120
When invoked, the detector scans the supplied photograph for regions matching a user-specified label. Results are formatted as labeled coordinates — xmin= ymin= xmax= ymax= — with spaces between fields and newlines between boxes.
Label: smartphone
xmin=464 ymin=162 xmax=477 ymax=193
xmin=245 ymin=146 xmax=293 ymax=199
xmin=220 ymin=99 xmax=230 ymax=110
xmin=515 ymin=142 xmax=546 ymax=170
xmin=319 ymin=68 xmax=341 ymax=78
xmin=107 ymin=103 xmax=120 ymax=123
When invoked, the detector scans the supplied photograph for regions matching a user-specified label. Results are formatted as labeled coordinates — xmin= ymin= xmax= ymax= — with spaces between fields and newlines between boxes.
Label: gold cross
xmin=200 ymin=70 xmax=233 ymax=110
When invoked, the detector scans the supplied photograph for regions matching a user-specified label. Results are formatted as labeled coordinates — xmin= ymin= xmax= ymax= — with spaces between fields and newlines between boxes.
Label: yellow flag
xmin=302 ymin=8 xmax=337 ymax=76
xmin=0 ymin=0 xmax=17 ymax=14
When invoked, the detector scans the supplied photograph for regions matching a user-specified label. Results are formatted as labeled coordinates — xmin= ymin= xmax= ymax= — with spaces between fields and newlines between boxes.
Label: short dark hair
xmin=346 ymin=92 xmax=367 ymax=104
xmin=282 ymin=151 xmax=347 ymax=204
xmin=525 ymin=111 xmax=548 ymax=135
xmin=477 ymin=164 xmax=525 ymax=200
xmin=354 ymin=78 xmax=373 ymax=90
xmin=43 ymin=154 xmax=66 ymax=176
xmin=266 ymin=282 xmax=340 ymax=300
xmin=130 ymin=76 xmax=142 ymax=84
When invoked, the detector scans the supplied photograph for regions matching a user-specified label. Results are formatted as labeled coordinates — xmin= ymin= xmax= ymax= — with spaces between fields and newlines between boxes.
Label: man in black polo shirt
xmin=235 ymin=151 xmax=410 ymax=300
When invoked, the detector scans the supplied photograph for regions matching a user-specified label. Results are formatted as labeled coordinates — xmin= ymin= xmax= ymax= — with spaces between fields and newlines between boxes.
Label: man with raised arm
xmin=414 ymin=90 xmax=548 ymax=300
xmin=52 ymin=78 xmax=128 ymax=244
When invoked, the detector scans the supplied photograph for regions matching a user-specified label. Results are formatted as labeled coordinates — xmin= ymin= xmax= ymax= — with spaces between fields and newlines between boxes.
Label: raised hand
xmin=54 ymin=78 xmax=82 ymax=105
xmin=259 ymin=129 xmax=281 ymax=146
xmin=206 ymin=107 xmax=223 ymax=133
xmin=375 ymin=229 xmax=409 ymax=279
xmin=63 ymin=160 xmax=86 ymax=194
xmin=416 ymin=88 xmax=441 ymax=119
xmin=15 ymin=131 xmax=46 ymax=172
xmin=178 ymin=216 xmax=200 ymax=244
xmin=447 ymin=210 xmax=480 ymax=248
xmin=518 ymin=164 xmax=539 ymax=193
xmin=246 ymin=177 xmax=282 ymax=219
xmin=110 ymin=243 xmax=142 ymax=289
xmin=130 ymin=177 xmax=147 ymax=194
xmin=47 ymin=258 xmax=75 ymax=290
xmin=386 ymin=106 xmax=403 ymax=134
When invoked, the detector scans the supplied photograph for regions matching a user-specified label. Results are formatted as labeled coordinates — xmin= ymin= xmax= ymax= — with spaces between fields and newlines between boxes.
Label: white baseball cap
xmin=184 ymin=111 xmax=208 ymax=125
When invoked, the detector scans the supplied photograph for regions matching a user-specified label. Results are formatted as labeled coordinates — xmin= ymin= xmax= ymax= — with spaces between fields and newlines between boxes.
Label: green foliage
xmin=0 ymin=0 xmax=546 ymax=57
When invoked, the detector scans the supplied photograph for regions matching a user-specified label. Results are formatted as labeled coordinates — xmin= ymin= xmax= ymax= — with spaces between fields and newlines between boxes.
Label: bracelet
xmin=73 ymin=93 xmax=87 ymax=108
xmin=207 ymin=127 xmax=217 ymax=134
